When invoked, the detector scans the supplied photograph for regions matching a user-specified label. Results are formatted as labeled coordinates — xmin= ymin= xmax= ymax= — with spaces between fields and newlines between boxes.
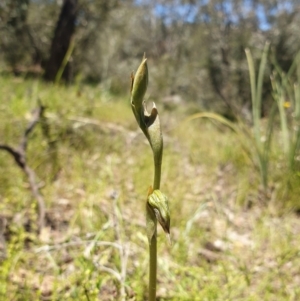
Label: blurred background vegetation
xmin=1 ymin=1 xmax=300 ymax=300
xmin=1 ymin=0 xmax=299 ymax=115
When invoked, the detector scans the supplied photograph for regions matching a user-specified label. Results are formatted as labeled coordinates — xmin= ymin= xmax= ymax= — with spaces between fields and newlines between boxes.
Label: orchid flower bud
xmin=130 ymin=55 xmax=148 ymax=128
xmin=147 ymin=189 xmax=171 ymax=244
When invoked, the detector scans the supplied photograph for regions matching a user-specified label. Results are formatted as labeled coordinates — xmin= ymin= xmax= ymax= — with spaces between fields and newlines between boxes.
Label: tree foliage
xmin=0 ymin=0 xmax=299 ymax=113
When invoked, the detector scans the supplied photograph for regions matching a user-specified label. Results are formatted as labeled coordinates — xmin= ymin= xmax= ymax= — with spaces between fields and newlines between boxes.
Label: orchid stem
xmin=130 ymin=56 xmax=167 ymax=301
xmin=149 ymin=148 xmax=162 ymax=301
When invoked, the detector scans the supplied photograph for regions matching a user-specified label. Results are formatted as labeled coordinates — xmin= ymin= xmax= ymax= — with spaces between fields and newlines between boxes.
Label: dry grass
xmin=0 ymin=76 xmax=300 ymax=300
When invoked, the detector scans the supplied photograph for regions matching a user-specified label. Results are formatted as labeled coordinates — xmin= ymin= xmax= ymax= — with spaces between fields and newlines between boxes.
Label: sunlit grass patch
xmin=1 ymin=75 xmax=300 ymax=300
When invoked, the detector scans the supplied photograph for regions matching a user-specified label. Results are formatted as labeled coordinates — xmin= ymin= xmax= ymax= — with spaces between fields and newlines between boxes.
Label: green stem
xmin=148 ymin=231 xmax=157 ymax=301
xmin=153 ymin=150 xmax=162 ymax=190
xmin=148 ymin=140 xmax=163 ymax=301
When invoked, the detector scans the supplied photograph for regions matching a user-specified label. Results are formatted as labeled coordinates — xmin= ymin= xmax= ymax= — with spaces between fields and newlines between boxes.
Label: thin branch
xmin=0 ymin=145 xmax=25 ymax=168
xmin=0 ymin=104 xmax=46 ymax=231
xmin=34 ymin=240 xmax=122 ymax=253
xmin=97 ymin=265 xmax=122 ymax=282
xmin=20 ymin=105 xmax=45 ymax=153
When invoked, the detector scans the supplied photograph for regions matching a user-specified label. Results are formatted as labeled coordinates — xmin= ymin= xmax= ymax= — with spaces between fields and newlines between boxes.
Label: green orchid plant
xmin=130 ymin=55 xmax=171 ymax=300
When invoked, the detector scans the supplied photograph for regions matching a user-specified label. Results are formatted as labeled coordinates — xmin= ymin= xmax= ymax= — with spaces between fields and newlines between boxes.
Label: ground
xmin=0 ymin=76 xmax=299 ymax=300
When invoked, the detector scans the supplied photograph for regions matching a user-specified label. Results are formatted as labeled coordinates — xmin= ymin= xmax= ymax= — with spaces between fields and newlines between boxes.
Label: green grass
xmin=0 ymin=75 xmax=300 ymax=300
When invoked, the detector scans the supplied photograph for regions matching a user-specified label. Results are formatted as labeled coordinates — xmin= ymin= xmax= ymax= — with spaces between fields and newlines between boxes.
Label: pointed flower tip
xmin=137 ymin=57 xmax=148 ymax=80
xmin=131 ymin=57 xmax=148 ymax=110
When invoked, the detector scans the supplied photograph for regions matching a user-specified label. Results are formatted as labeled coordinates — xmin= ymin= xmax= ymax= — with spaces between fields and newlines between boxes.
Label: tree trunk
xmin=44 ymin=0 xmax=77 ymax=82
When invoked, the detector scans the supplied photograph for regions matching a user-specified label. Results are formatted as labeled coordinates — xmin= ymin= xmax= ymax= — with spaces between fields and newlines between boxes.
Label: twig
xmin=34 ymin=240 xmax=122 ymax=253
xmin=97 ymin=265 xmax=122 ymax=282
xmin=0 ymin=105 xmax=46 ymax=231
